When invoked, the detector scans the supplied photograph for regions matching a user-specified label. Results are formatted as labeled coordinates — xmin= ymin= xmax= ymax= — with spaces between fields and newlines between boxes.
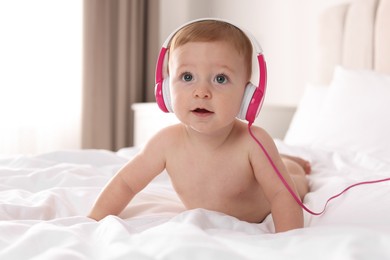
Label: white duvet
xmin=1 ymin=141 xmax=390 ymax=260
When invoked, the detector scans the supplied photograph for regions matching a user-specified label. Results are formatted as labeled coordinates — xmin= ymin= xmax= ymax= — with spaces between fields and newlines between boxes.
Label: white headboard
xmin=313 ymin=0 xmax=390 ymax=85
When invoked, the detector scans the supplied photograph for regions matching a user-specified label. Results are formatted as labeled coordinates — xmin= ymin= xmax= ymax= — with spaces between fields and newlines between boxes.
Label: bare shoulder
xmin=242 ymin=122 xmax=280 ymax=163
xmin=234 ymin=121 xmax=273 ymax=148
xmin=140 ymin=123 xmax=184 ymax=156
xmin=123 ymin=123 xmax=184 ymax=180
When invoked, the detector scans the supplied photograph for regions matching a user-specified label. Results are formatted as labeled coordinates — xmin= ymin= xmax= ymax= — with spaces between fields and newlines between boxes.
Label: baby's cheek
xmin=170 ymin=94 xmax=180 ymax=111
xmin=232 ymin=97 xmax=245 ymax=114
xmin=171 ymin=96 xmax=185 ymax=118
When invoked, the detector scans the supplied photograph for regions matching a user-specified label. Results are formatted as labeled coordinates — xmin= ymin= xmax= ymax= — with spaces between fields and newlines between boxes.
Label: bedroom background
xmin=0 ymin=0 xmax=354 ymax=155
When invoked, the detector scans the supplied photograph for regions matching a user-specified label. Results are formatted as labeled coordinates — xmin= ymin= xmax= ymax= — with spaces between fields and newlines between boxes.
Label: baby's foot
xmin=281 ymin=154 xmax=311 ymax=174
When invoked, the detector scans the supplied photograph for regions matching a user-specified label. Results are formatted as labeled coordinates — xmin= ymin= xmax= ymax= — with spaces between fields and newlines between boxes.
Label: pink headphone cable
xmin=248 ymin=123 xmax=390 ymax=216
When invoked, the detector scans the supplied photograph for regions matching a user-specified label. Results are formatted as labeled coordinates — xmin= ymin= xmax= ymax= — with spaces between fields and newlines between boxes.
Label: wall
xmin=159 ymin=0 xmax=354 ymax=106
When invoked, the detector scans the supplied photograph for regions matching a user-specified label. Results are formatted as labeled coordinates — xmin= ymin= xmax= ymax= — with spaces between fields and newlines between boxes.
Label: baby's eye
xmin=215 ymin=74 xmax=228 ymax=84
xmin=181 ymin=72 xmax=193 ymax=82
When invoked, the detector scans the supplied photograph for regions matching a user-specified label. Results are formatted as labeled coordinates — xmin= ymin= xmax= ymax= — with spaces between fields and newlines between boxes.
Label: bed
xmin=1 ymin=0 xmax=390 ymax=259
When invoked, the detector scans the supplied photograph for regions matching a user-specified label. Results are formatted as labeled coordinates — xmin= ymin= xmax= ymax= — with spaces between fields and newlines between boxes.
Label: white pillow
xmin=312 ymin=66 xmax=390 ymax=162
xmin=284 ymin=84 xmax=328 ymax=145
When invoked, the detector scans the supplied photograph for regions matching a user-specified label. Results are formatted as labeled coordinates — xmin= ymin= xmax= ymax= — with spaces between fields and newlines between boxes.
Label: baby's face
xmin=168 ymin=41 xmax=248 ymax=134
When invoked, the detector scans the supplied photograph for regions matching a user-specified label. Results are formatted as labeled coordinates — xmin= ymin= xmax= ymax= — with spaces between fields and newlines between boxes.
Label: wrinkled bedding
xmin=1 ymin=141 xmax=389 ymax=259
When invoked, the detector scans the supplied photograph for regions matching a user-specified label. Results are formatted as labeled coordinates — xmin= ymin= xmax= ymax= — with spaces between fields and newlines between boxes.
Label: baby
xmin=88 ymin=19 xmax=310 ymax=233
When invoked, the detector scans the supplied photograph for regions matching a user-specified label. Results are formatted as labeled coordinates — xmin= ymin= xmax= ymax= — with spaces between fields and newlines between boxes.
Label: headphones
xmin=155 ymin=18 xmax=267 ymax=124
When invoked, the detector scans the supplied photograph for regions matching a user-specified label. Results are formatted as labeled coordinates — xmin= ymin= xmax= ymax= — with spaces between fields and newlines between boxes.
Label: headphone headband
xmin=161 ymin=18 xmax=263 ymax=55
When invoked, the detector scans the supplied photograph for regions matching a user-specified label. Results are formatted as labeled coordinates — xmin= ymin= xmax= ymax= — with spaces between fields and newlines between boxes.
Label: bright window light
xmin=0 ymin=0 xmax=82 ymax=155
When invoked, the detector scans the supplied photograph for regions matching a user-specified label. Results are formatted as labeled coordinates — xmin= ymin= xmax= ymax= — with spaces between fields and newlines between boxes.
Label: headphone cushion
xmin=162 ymin=77 xmax=173 ymax=112
xmin=155 ymin=77 xmax=173 ymax=113
xmin=237 ymin=83 xmax=257 ymax=121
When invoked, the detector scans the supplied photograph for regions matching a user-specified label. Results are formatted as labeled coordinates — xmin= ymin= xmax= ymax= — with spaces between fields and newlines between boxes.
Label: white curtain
xmin=0 ymin=0 xmax=82 ymax=155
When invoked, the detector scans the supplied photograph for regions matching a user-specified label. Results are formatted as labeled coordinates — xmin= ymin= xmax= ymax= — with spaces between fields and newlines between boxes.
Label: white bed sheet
xmin=1 ymin=142 xmax=390 ymax=259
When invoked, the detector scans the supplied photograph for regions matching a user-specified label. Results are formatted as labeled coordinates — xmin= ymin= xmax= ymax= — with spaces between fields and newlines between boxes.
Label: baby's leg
xmin=281 ymin=155 xmax=310 ymax=200
xmin=281 ymin=154 xmax=311 ymax=174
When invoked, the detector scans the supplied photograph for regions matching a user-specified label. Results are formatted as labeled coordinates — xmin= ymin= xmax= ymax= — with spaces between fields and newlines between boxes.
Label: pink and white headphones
xmin=154 ymin=18 xmax=267 ymax=124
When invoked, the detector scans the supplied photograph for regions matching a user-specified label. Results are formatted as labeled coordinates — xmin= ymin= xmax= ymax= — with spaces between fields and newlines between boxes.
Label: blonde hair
xmin=168 ymin=20 xmax=253 ymax=80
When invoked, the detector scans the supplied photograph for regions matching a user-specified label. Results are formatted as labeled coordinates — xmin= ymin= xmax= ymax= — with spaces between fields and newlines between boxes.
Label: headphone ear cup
xmin=237 ymin=83 xmax=256 ymax=121
xmin=155 ymin=77 xmax=173 ymax=113
xmin=237 ymin=83 xmax=265 ymax=123
xmin=162 ymin=77 xmax=173 ymax=112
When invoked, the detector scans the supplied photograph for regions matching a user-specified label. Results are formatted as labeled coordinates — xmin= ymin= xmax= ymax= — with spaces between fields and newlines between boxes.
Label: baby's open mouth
xmin=192 ymin=108 xmax=213 ymax=114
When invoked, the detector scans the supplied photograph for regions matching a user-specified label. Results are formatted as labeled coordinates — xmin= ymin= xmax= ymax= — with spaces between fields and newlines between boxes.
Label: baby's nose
xmin=193 ymin=84 xmax=211 ymax=98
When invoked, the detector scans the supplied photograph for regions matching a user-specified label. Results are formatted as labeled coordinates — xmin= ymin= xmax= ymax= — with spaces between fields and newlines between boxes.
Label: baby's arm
xmin=250 ymin=127 xmax=303 ymax=232
xmin=88 ymin=134 xmax=167 ymax=221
